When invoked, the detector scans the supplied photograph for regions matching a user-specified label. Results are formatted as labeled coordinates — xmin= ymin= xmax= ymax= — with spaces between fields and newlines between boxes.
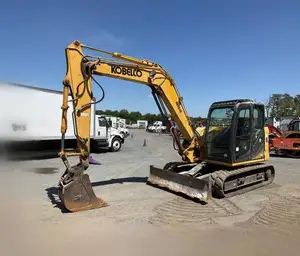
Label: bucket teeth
xmin=58 ymin=173 xmax=109 ymax=212
xmin=147 ymin=165 xmax=212 ymax=203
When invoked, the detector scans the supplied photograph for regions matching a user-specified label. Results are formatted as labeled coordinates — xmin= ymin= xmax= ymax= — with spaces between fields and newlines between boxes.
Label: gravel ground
xmin=1 ymin=129 xmax=300 ymax=256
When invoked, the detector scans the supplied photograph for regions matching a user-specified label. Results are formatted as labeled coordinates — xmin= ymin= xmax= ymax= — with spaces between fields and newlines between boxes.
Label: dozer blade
xmin=58 ymin=173 xmax=109 ymax=212
xmin=147 ymin=165 xmax=212 ymax=203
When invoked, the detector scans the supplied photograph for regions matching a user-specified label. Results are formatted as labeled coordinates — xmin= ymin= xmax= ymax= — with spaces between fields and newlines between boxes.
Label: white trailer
xmin=0 ymin=83 xmax=125 ymax=152
xmin=137 ymin=120 xmax=148 ymax=129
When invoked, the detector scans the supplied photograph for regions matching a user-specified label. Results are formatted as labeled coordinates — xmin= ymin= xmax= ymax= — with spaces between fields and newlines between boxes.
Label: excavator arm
xmin=58 ymin=40 xmax=205 ymax=212
xmin=60 ymin=40 xmax=200 ymax=160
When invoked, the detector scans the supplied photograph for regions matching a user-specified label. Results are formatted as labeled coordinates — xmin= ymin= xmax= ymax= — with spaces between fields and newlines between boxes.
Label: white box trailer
xmin=137 ymin=120 xmax=148 ymax=129
xmin=0 ymin=83 xmax=125 ymax=152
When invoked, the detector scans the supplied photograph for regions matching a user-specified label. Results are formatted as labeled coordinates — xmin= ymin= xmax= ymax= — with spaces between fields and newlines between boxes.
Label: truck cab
xmin=105 ymin=116 xmax=129 ymax=138
xmin=91 ymin=115 xmax=125 ymax=152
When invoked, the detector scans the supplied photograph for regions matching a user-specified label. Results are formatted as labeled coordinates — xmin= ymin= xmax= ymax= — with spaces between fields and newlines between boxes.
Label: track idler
xmin=58 ymin=164 xmax=109 ymax=212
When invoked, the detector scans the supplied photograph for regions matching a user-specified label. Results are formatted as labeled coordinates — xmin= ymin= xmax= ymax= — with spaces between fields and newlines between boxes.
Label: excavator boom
xmin=58 ymin=40 xmax=275 ymax=213
xmin=58 ymin=40 xmax=209 ymax=212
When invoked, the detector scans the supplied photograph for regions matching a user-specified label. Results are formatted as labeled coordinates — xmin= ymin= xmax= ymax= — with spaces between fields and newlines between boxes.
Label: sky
xmin=0 ymin=0 xmax=299 ymax=117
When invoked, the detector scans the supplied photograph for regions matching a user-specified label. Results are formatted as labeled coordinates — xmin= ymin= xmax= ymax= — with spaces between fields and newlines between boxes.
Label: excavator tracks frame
xmin=211 ymin=163 xmax=275 ymax=198
xmin=147 ymin=162 xmax=275 ymax=203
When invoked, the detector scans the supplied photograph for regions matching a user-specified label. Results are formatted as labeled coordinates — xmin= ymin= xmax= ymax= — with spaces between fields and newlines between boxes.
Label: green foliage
xmin=267 ymin=93 xmax=300 ymax=119
xmin=96 ymin=109 xmax=205 ymax=125
xmin=190 ymin=116 xmax=207 ymax=124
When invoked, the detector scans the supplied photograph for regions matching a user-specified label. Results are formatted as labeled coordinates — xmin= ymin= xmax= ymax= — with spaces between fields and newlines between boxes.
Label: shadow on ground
xmin=46 ymin=176 xmax=208 ymax=213
xmin=46 ymin=176 xmax=148 ymax=213
xmin=29 ymin=167 xmax=59 ymax=174
xmin=270 ymin=153 xmax=300 ymax=159
xmin=1 ymin=148 xmax=111 ymax=161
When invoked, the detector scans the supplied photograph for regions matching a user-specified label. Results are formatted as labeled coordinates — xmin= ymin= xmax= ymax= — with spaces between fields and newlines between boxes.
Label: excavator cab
xmin=148 ymin=99 xmax=274 ymax=203
xmin=204 ymin=99 xmax=267 ymax=165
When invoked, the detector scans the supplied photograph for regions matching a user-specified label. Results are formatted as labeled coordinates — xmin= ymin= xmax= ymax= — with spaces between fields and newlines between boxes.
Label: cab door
xmin=250 ymin=104 xmax=265 ymax=159
xmin=96 ymin=116 xmax=108 ymax=139
xmin=233 ymin=104 xmax=253 ymax=162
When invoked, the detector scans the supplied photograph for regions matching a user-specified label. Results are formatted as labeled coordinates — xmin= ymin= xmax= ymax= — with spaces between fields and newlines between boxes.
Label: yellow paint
xmin=92 ymin=60 xmax=195 ymax=142
xmin=59 ymin=41 xmax=92 ymax=165
xmin=195 ymin=126 xmax=206 ymax=136
xmin=264 ymin=126 xmax=270 ymax=161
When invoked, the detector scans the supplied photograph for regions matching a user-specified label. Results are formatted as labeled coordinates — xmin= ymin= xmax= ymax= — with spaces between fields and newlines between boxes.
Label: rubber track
xmin=211 ymin=163 xmax=275 ymax=198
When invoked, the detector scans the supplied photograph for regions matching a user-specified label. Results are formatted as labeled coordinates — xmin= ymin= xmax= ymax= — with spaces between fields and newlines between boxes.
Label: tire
xmin=110 ymin=137 xmax=122 ymax=152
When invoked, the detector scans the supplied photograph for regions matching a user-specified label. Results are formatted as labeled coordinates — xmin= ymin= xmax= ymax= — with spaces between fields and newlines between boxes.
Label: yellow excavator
xmin=58 ymin=40 xmax=275 ymax=212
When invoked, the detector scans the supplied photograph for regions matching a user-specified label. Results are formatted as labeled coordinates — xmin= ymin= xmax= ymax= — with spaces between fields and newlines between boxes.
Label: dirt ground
xmin=1 ymin=129 xmax=300 ymax=256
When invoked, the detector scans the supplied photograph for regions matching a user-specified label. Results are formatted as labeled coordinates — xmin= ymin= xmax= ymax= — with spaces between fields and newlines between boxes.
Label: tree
xmin=268 ymin=93 xmax=300 ymax=119
xmin=264 ymin=95 xmax=271 ymax=118
xmin=294 ymin=94 xmax=300 ymax=115
xmin=118 ymin=109 xmax=130 ymax=120
xmin=95 ymin=108 xmax=203 ymax=125
xmin=268 ymin=94 xmax=282 ymax=118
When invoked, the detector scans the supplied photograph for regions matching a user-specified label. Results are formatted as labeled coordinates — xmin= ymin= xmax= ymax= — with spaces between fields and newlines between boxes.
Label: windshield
xmin=210 ymin=107 xmax=234 ymax=126
xmin=206 ymin=107 xmax=234 ymax=142
xmin=99 ymin=117 xmax=111 ymax=128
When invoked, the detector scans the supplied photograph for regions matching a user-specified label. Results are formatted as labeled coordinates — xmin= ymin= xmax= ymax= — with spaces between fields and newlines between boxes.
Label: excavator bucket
xmin=58 ymin=173 xmax=109 ymax=212
xmin=147 ymin=165 xmax=212 ymax=203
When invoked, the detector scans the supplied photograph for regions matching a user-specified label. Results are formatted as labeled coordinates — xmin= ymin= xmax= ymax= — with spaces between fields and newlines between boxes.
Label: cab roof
xmin=210 ymin=99 xmax=263 ymax=109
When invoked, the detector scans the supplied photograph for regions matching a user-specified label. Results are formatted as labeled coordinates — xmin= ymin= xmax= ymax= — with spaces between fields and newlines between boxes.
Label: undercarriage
xmin=147 ymin=161 xmax=275 ymax=203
